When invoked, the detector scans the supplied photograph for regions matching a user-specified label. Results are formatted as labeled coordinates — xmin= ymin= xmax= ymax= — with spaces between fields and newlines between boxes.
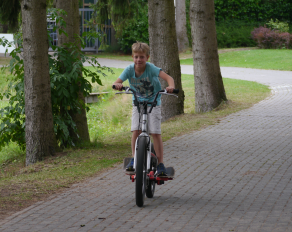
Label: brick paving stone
xmin=2 ymin=66 xmax=292 ymax=231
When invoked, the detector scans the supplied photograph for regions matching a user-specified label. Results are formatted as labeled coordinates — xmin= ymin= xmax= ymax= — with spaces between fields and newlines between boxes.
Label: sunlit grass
xmin=180 ymin=49 xmax=292 ymax=71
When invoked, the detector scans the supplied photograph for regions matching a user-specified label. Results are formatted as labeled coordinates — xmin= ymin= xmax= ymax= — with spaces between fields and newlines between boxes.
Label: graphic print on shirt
xmin=131 ymin=76 xmax=154 ymax=99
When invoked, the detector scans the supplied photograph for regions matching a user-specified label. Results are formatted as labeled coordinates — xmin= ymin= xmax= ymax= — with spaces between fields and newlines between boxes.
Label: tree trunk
xmin=175 ymin=0 xmax=189 ymax=52
xmin=148 ymin=0 xmax=185 ymax=122
xmin=189 ymin=0 xmax=227 ymax=112
xmin=56 ymin=0 xmax=90 ymax=144
xmin=21 ymin=0 xmax=55 ymax=165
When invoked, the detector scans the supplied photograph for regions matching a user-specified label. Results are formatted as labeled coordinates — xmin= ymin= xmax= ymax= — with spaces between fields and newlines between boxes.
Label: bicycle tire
xmin=135 ymin=136 xmax=147 ymax=207
xmin=146 ymin=144 xmax=156 ymax=198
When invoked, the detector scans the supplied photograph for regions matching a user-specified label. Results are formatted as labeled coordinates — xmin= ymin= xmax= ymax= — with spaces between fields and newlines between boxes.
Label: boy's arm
xmin=113 ymin=78 xmax=123 ymax=91
xmin=159 ymin=71 xmax=175 ymax=93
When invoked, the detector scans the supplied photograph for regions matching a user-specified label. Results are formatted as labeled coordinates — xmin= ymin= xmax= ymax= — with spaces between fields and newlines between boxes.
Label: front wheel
xmin=135 ymin=137 xmax=147 ymax=207
xmin=146 ymin=144 xmax=156 ymax=198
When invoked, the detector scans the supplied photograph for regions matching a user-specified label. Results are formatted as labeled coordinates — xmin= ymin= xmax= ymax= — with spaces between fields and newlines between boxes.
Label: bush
xmin=251 ymin=26 xmax=292 ymax=49
xmin=266 ymin=19 xmax=290 ymax=33
xmin=216 ymin=21 xmax=262 ymax=48
xmin=214 ymin=0 xmax=292 ymax=23
xmin=117 ymin=3 xmax=148 ymax=54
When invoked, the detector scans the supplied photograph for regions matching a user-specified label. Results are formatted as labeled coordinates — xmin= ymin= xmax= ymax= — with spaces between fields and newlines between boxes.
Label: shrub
xmin=117 ymin=2 xmax=148 ymax=54
xmin=251 ymin=26 xmax=292 ymax=49
xmin=215 ymin=21 xmax=262 ymax=48
xmin=214 ymin=0 xmax=292 ymax=23
xmin=266 ymin=19 xmax=290 ymax=33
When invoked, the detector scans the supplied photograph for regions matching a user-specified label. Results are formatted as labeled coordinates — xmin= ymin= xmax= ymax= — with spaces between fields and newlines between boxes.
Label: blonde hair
xmin=132 ymin=42 xmax=150 ymax=56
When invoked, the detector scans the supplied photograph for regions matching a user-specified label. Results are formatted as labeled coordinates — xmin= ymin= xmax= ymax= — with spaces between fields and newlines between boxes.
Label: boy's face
xmin=132 ymin=52 xmax=149 ymax=69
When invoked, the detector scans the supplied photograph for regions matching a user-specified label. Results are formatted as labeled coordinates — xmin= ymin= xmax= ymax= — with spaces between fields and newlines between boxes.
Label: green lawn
xmin=2 ymin=49 xmax=292 ymax=71
xmin=180 ymin=49 xmax=292 ymax=71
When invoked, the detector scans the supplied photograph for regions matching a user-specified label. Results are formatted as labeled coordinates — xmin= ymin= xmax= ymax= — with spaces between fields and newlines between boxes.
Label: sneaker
xmin=156 ymin=163 xmax=167 ymax=176
xmin=126 ymin=158 xmax=134 ymax=171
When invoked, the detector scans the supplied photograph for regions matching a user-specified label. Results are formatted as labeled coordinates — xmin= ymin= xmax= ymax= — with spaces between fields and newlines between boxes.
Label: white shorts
xmin=131 ymin=105 xmax=162 ymax=134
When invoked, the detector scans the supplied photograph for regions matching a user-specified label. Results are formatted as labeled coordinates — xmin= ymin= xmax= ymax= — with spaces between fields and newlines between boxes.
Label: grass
xmin=90 ymin=52 xmax=133 ymax=62
xmin=0 ymin=68 xmax=13 ymax=94
xmin=0 ymin=57 xmax=10 ymax=66
xmin=2 ymin=49 xmax=292 ymax=71
xmin=180 ymin=49 xmax=292 ymax=71
xmin=0 ymin=62 xmax=271 ymax=219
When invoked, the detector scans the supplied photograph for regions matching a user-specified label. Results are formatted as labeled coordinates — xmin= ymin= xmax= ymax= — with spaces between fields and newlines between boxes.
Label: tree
xmin=189 ymin=0 xmax=227 ymax=112
xmin=175 ymin=0 xmax=189 ymax=52
xmin=55 ymin=0 xmax=90 ymax=144
xmin=21 ymin=0 xmax=55 ymax=165
xmin=148 ymin=0 xmax=185 ymax=121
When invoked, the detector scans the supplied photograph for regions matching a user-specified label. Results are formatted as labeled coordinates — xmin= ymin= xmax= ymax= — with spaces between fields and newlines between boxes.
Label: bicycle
xmin=113 ymin=85 xmax=179 ymax=207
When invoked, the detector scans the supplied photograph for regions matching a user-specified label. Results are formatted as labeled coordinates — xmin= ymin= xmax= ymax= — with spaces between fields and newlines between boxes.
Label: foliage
xmin=216 ymin=20 xmax=261 ymax=48
xmin=185 ymin=0 xmax=192 ymax=47
xmin=266 ymin=19 xmax=290 ymax=33
xmin=89 ymin=0 xmax=145 ymax=37
xmin=0 ymin=9 xmax=111 ymax=151
xmin=117 ymin=2 xmax=148 ymax=54
xmin=214 ymin=0 xmax=292 ymax=23
xmin=185 ymin=0 xmax=292 ymax=49
xmin=0 ymin=43 xmax=25 ymax=150
xmin=251 ymin=26 xmax=292 ymax=49
xmin=0 ymin=0 xmax=21 ymax=32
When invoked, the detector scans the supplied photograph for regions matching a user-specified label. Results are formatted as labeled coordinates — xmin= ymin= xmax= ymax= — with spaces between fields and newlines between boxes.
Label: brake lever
xmin=160 ymin=90 xmax=178 ymax=98
xmin=125 ymin=87 xmax=130 ymax=93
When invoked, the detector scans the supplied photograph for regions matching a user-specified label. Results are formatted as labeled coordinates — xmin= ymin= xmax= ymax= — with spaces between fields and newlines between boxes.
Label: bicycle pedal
xmin=125 ymin=170 xmax=135 ymax=175
xmin=165 ymin=167 xmax=175 ymax=178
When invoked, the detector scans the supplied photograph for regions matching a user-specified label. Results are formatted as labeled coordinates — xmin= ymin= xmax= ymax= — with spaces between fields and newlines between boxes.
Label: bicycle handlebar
xmin=112 ymin=85 xmax=179 ymax=114
xmin=112 ymin=85 xmax=179 ymax=94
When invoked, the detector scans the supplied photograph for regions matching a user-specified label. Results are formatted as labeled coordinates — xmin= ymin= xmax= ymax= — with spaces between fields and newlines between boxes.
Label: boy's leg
xmin=152 ymin=133 xmax=167 ymax=176
xmin=126 ymin=130 xmax=141 ymax=171
xmin=151 ymin=134 xmax=163 ymax=163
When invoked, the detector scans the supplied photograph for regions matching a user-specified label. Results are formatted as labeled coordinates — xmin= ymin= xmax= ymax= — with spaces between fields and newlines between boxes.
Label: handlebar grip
xmin=173 ymin=89 xmax=179 ymax=94
xmin=112 ymin=85 xmax=126 ymax=91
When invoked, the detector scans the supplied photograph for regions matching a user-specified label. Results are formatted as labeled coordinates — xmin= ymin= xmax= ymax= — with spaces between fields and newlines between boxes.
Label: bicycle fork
xmin=134 ymin=111 xmax=151 ymax=171
xmin=134 ymin=135 xmax=151 ymax=171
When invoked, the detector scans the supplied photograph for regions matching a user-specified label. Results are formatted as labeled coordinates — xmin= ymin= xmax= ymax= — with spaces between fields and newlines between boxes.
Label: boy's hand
xmin=166 ymin=86 xmax=175 ymax=93
xmin=113 ymin=83 xmax=123 ymax=91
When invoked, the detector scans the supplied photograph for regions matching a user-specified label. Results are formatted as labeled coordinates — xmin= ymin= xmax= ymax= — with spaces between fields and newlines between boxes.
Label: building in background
xmin=48 ymin=0 xmax=113 ymax=53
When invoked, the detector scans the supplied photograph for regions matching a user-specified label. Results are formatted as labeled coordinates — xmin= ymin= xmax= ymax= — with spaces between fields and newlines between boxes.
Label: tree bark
xmin=189 ymin=0 xmax=227 ymax=112
xmin=148 ymin=0 xmax=185 ymax=122
xmin=56 ymin=0 xmax=90 ymax=144
xmin=21 ymin=0 xmax=55 ymax=165
xmin=175 ymin=0 xmax=189 ymax=52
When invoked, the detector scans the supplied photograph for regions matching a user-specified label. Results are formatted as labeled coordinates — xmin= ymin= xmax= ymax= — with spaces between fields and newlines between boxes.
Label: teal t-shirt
xmin=119 ymin=63 xmax=162 ymax=105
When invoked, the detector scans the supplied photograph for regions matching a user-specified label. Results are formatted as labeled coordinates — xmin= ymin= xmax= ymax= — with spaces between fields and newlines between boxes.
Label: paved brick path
xmin=1 ymin=62 xmax=292 ymax=231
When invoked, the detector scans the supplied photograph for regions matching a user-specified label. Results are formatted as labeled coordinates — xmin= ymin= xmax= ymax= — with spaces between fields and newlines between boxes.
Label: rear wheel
xmin=135 ymin=137 xmax=147 ymax=207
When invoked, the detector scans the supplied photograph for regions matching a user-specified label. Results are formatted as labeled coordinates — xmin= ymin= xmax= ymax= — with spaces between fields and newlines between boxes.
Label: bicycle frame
xmin=133 ymin=103 xmax=152 ymax=173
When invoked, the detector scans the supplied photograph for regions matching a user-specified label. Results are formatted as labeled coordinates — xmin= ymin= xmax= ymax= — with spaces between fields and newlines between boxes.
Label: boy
xmin=113 ymin=42 xmax=175 ymax=176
